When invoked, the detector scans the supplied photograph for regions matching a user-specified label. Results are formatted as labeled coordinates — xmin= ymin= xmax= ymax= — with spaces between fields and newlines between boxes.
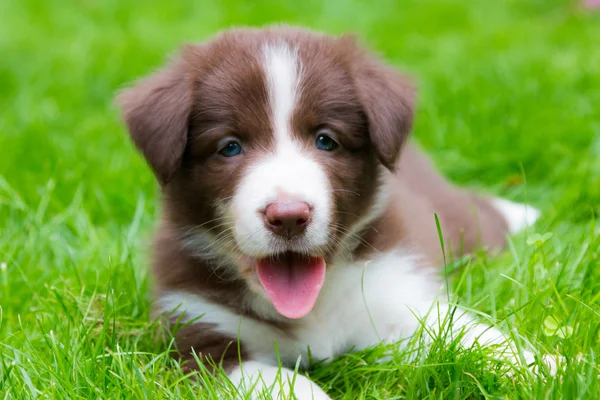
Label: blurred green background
xmin=1 ymin=0 xmax=599 ymax=226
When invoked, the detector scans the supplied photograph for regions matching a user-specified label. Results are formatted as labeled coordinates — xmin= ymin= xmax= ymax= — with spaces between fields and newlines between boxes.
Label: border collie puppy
xmin=118 ymin=26 xmax=553 ymax=399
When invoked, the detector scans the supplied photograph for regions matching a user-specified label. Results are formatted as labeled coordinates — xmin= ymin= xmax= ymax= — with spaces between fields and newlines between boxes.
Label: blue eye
xmin=315 ymin=132 xmax=338 ymax=151
xmin=219 ymin=141 xmax=243 ymax=157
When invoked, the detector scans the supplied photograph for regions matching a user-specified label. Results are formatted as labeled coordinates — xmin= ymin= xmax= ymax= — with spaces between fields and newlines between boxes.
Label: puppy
xmin=118 ymin=26 xmax=552 ymax=399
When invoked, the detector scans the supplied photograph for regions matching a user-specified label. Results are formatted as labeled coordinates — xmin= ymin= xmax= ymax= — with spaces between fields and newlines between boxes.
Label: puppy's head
xmin=118 ymin=27 xmax=415 ymax=319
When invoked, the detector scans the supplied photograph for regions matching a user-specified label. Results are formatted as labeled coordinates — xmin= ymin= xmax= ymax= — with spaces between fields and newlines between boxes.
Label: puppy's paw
xmin=287 ymin=376 xmax=332 ymax=400
xmin=521 ymin=351 xmax=563 ymax=375
xmin=229 ymin=361 xmax=331 ymax=400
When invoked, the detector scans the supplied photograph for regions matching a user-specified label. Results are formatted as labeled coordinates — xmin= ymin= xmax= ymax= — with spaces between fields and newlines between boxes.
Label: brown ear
xmin=116 ymin=58 xmax=192 ymax=185
xmin=348 ymin=38 xmax=416 ymax=170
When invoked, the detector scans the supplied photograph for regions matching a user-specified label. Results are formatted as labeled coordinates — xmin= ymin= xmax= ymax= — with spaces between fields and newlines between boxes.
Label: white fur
xmin=157 ymin=247 xmax=557 ymax=398
xmin=229 ymin=43 xmax=332 ymax=257
xmin=492 ymin=198 xmax=540 ymax=234
xmin=263 ymin=43 xmax=302 ymax=144
xmin=157 ymin=251 xmax=440 ymax=367
xmin=229 ymin=361 xmax=330 ymax=400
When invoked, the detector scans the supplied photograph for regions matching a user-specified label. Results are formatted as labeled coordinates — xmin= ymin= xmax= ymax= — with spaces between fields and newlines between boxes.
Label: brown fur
xmin=172 ymin=320 xmax=246 ymax=374
xmin=356 ymin=146 xmax=509 ymax=263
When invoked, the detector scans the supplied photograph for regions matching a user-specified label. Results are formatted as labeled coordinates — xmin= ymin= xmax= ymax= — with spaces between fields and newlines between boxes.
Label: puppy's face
xmin=118 ymin=27 xmax=414 ymax=319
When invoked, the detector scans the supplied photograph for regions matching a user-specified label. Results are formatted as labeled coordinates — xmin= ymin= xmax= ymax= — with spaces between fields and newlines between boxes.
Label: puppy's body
xmin=119 ymin=27 xmax=544 ymax=399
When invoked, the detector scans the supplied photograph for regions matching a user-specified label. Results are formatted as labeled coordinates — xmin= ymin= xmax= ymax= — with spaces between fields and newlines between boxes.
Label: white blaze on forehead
xmin=227 ymin=42 xmax=333 ymax=257
xmin=262 ymin=43 xmax=302 ymax=143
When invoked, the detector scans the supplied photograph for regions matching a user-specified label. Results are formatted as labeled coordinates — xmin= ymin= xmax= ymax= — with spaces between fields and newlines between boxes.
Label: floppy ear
xmin=117 ymin=58 xmax=192 ymax=185
xmin=348 ymin=39 xmax=416 ymax=170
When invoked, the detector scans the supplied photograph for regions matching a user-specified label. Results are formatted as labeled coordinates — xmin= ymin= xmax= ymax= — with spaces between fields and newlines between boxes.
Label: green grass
xmin=1 ymin=0 xmax=599 ymax=398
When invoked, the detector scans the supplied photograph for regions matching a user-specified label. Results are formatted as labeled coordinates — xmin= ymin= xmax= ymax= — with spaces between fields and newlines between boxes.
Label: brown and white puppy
xmin=118 ymin=26 xmax=549 ymax=399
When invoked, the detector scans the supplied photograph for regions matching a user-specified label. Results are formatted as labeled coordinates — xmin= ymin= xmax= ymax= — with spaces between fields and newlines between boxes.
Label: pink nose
xmin=264 ymin=201 xmax=311 ymax=238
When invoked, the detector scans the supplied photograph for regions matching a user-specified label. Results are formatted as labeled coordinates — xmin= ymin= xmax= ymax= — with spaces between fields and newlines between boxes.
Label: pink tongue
xmin=256 ymin=254 xmax=326 ymax=319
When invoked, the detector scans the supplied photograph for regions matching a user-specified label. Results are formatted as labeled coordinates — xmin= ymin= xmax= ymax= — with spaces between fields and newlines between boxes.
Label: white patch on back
xmin=229 ymin=43 xmax=332 ymax=257
xmin=491 ymin=197 xmax=540 ymax=234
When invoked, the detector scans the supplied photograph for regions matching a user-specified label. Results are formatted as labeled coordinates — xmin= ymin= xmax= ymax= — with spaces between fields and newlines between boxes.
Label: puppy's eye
xmin=315 ymin=130 xmax=338 ymax=152
xmin=219 ymin=140 xmax=243 ymax=157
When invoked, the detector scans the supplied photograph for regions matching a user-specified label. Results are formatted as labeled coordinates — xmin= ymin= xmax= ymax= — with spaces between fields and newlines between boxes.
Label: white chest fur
xmin=290 ymin=251 xmax=442 ymax=363
xmin=158 ymin=250 xmax=444 ymax=368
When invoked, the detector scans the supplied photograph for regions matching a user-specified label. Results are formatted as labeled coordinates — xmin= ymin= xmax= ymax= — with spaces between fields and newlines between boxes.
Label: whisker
xmin=331 ymin=223 xmax=378 ymax=252
xmin=335 ymin=211 xmax=362 ymax=219
xmin=330 ymin=189 xmax=361 ymax=197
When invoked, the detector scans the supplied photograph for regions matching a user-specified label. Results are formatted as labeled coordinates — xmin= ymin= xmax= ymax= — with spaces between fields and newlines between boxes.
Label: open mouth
xmin=256 ymin=252 xmax=326 ymax=319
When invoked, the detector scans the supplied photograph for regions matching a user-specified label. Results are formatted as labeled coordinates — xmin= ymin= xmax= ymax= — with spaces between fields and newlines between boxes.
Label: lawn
xmin=1 ymin=0 xmax=599 ymax=398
